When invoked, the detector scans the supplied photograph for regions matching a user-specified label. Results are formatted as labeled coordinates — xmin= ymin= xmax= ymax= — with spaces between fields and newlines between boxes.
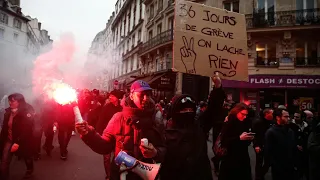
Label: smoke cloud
xmin=32 ymin=32 xmax=89 ymax=101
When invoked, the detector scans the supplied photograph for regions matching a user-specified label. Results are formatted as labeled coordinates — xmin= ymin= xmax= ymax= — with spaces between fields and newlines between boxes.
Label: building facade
xmin=92 ymin=0 xmax=320 ymax=112
xmin=0 ymin=0 xmax=52 ymax=96
xmin=106 ymin=0 xmax=146 ymax=91
xmin=216 ymin=0 xmax=320 ymax=115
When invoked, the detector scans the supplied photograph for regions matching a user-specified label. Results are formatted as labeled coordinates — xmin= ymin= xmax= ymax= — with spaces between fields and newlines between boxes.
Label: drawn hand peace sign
xmin=180 ymin=36 xmax=197 ymax=74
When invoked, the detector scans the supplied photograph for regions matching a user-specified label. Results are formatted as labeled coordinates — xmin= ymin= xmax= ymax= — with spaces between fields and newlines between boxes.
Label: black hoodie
xmin=160 ymin=87 xmax=225 ymax=180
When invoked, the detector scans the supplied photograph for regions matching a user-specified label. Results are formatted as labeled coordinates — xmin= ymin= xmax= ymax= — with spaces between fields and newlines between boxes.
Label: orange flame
xmin=45 ymin=82 xmax=78 ymax=105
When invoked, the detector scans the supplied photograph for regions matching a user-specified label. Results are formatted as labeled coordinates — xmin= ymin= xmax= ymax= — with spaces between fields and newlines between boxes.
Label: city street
xmin=10 ymin=130 xmax=272 ymax=180
xmin=10 ymin=134 xmax=105 ymax=180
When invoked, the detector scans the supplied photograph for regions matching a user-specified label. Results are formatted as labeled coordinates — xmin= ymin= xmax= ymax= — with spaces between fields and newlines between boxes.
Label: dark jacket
xmin=56 ymin=104 xmax=75 ymax=129
xmin=287 ymin=120 xmax=310 ymax=150
xmin=308 ymin=120 xmax=320 ymax=180
xmin=264 ymin=125 xmax=297 ymax=179
xmin=219 ymin=114 xmax=252 ymax=180
xmin=159 ymin=87 xmax=225 ymax=180
xmin=95 ymin=102 xmax=122 ymax=135
xmin=0 ymin=104 xmax=35 ymax=158
xmin=252 ymin=117 xmax=274 ymax=148
xmin=81 ymin=98 xmax=166 ymax=180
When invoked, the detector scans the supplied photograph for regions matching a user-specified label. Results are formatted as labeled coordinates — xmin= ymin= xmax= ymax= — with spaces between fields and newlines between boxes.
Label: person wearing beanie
xmin=92 ymin=89 xmax=123 ymax=180
xmin=76 ymin=80 xmax=166 ymax=180
xmin=159 ymin=73 xmax=225 ymax=180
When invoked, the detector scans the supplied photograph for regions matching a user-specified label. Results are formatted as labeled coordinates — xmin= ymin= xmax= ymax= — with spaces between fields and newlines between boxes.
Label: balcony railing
xmin=255 ymin=57 xmax=279 ymax=67
xmin=246 ymin=8 xmax=320 ymax=29
xmin=139 ymin=29 xmax=173 ymax=54
xmin=295 ymin=57 xmax=320 ymax=67
xmin=168 ymin=0 xmax=174 ymax=7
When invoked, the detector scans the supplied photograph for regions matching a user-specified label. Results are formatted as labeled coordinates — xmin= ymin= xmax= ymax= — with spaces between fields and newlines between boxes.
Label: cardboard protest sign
xmin=173 ymin=1 xmax=248 ymax=81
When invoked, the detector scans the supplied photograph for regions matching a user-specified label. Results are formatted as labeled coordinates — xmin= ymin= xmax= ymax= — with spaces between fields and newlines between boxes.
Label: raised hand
xmin=180 ymin=36 xmax=197 ymax=74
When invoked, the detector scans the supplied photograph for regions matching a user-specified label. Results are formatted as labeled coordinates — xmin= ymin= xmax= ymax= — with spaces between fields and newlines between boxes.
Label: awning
xmin=126 ymin=75 xmax=154 ymax=87
xmin=148 ymin=73 xmax=166 ymax=85
xmin=126 ymin=73 xmax=167 ymax=87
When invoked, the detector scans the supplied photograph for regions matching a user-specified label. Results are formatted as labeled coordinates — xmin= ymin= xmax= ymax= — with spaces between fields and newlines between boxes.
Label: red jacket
xmin=82 ymin=107 xmax=166 ymax=180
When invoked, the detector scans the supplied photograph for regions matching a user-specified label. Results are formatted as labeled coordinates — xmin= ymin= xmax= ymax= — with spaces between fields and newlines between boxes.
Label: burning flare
xmin=45 ymin=81 xmax=78 ymax=105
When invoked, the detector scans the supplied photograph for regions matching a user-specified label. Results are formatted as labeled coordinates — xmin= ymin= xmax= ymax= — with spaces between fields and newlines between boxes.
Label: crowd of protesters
xmin=0 ymin=74 xmax=319 ymax=180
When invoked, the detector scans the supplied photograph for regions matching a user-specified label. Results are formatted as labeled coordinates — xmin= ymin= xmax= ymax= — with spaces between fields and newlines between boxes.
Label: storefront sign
xmin=222 ymin=75 xmax=320 ymax=88
xmin=299 ymin=97 xmax=314 ymax=110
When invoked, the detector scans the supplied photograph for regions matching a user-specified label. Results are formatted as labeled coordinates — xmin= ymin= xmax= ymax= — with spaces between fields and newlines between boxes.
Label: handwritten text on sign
xmin=173 ymin=1 xmax=248 ymax=81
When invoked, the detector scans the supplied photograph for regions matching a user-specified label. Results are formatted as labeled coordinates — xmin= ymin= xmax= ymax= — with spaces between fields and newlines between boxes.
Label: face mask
xmin=11 ymin=108 xmax=18 ymax=113
xmin=173 ymin=112 xmax=196 ymax=125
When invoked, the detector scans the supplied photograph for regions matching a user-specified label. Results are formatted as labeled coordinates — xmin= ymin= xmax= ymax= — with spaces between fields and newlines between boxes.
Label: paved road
xmin=10 ymin=133 xmax=105 ymax=180
xmin=10 ymin=131 xmax=272 ymax=180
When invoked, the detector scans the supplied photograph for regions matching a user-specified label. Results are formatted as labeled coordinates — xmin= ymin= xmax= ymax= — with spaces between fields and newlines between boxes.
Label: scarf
xmin=122 ymin=97 xmax=155 ymax=130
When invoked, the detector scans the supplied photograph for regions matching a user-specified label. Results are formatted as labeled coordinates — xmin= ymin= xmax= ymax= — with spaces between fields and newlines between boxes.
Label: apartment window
xmin=157 ymin=23 xmax=162 ymax=34
xmin=127 ymin=40 xmax=130 ymax=52
xmin=139 ymin=0 xmax=143 ymax=20
xmin=132 ymin=34 xmax=135 ymax=47
xmin=13 ymin=33 xmax=18 ymax=42
xmin=168 ymin=16 xmax=174 ymax=30
xmin=296 ymin=41 xmax=319 ymax=66
xmin=138 ymin=29 xmax=141 ymax=42
xmin=296 ymin=0 xmax=316 ymax=20
xmin=0 ymin=13 xmax=8 ymax=24
xmin=256 ymin=42 xmax=277 ymax=66
xmin=131 ymin=57 xmax=134 ymax=71
xmin=136 ymin=57 xmax=139 ymax=69
xmin=150 ymin=4 xmax=154 ymax=19
xmin=297 ymin=0 xmax=316 ymax=10
xmin=133 ymin=2 xmax=136 ymax=26
xmin=123 ymin=19 xmax=126 ymax=36
xmin=158 ymin=0 xmax=163 ymax=11
xmin=0 ymin=28 xmax=4 ymax=39
xmin=148 ymin=30 xmax=153 ymax=40
xmin=13 ymin=18 xmax=22 ymax=29
xmin=257 ymin=0 xmax=275 ymax=25
xmin=223 ymin=1 xmax=239 ymax=13
xmin=128 ymin=12 xmax=131 ymax=34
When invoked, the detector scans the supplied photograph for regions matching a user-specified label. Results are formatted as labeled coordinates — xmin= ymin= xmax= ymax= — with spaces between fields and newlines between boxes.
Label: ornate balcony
xmin=295 ymin=57 xmax=320 ymax=67
xmin=139 ymin=29 xmax=173 ymax=55
xmin=255 ymin=57 xmax=279 ymax=67
xmin=246 ymin=8 xmax=320 ymax=29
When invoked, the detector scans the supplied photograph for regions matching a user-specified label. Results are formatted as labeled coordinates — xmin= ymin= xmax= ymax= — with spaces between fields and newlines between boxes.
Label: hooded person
xmin=159 ymin=74 xmax=225 ymax=180
xmin=94 ymin=89 xmax=123 ymax=180
xmin=76 ymin=80 xmax=166 ymax=180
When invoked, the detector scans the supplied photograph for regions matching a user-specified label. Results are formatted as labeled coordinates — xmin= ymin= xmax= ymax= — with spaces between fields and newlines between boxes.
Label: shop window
xmin=256 ymin=42 xmax=278 ymax=67
xmin=223 ymin=1 xmax=239 ymax=13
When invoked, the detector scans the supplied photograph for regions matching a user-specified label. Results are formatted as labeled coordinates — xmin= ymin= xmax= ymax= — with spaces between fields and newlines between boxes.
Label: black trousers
xmin=255 ymin=150 xmax=265 ymax=180
xmin=297 ymin=151 xmax=309 ymax=180
xmin=43 ymin=121 xmax=54 ymax=149
xmin=0 ymin=140 xmax=33 ymax=180
xmin=58 ymin=124 xmax=73 ymax=154
xmin=103 ymin=152 xmax=114 ymax=179
xmin=212 ymin=126 xmax=222 ymax=171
